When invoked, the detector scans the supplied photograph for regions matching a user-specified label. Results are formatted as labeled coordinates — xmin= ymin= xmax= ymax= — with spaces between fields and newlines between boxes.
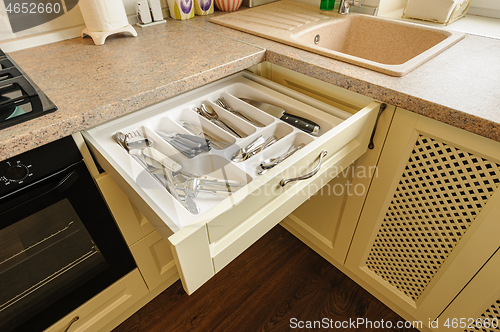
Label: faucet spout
xmin=339 ymin=0 xmax=363 ymax=14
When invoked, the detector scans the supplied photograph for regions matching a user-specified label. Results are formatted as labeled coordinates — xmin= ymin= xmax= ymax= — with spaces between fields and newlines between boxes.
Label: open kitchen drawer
xmin=83 ymin=71 xmax=381 ymax=294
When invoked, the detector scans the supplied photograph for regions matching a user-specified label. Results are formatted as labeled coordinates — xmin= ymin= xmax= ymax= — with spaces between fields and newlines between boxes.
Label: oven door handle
xmin=0 ymin=164 xmax=80 ymax=214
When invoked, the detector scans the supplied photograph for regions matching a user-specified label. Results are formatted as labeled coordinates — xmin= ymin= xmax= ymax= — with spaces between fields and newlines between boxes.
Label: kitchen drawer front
xmin=44 ymin=269 xmax=148 ymax=332
xmin=83 ymin=71 xmax=381 ymax=294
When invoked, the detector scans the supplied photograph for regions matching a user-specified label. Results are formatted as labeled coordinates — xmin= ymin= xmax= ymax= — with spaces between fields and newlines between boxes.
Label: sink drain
xmin=314 ymin=34 xmax=320 ymax=45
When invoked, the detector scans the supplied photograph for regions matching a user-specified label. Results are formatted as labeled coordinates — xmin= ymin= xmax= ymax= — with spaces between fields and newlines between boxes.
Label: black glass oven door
xmin=0 ymin=160 xmax=136 ymax=332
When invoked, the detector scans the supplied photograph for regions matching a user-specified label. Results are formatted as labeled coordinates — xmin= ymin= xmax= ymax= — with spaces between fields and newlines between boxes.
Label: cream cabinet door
xmin=129 ymin=230 xmax=178 ymax=291
xmin=345 ymin=108 xmax=500 ymax=322
xmin=95 ymin=173 xmax=155 ymax=246
xmin=84 ymin=71 xmax=381 ymax=295
xmin=44 ymin=270 xmax=148 ymax=332
xmin=95 ymin=173 xmax=178 ymax=291
xmin=438 ymin=244 xmax=500 ymax=332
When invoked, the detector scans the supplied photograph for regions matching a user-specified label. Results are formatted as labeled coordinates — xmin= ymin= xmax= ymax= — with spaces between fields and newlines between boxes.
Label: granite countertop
xmin=1 ymin=7 xmax=499 ymax=161
xmin=0 ymin=19 xmax=265 ymax=161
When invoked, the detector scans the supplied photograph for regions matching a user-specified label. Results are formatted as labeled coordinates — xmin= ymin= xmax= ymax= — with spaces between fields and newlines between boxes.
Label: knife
xmin=239 ymin=98 xmax=320 ymax=136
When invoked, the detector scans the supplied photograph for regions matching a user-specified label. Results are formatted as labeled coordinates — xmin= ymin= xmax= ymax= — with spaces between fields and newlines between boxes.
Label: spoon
xmin=231 ymin=135 xmax=265 ymax=162
xmin=200 ymin=103 xmax=245 ymax=138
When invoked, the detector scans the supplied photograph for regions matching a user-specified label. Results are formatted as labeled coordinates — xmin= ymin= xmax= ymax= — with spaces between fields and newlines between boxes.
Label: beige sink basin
xmin=210 ymin=1 xmax=465 ymax=76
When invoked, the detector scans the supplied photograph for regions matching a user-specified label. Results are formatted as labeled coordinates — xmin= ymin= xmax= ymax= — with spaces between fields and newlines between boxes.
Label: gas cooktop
xmin=0 ymin=48 xmax=57 ymax=130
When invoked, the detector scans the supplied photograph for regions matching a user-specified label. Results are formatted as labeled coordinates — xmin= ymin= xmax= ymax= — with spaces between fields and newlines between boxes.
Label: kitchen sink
xmin=210 ymin=1 xmax=465 ymax=76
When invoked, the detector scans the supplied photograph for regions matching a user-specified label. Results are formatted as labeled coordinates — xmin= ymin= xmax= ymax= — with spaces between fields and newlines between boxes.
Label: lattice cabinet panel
xmin=465 ymin=299 xmax=500 ymax=332
xmin=365 ymin=135 xmax=500 ymax=301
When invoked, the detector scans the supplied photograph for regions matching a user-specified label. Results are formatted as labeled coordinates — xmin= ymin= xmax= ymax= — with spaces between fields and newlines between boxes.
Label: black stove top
xmin=0 ymin=48 xmax=57 ymax=130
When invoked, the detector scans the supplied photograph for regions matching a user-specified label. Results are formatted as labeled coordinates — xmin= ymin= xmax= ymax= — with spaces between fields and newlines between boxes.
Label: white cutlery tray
xmin=111 ymin=76 xmax=344 ymax=222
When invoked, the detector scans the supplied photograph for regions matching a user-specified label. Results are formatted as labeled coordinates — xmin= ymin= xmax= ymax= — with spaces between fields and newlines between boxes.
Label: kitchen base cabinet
xmin=345 ymin=108 xmax=500 ymax=324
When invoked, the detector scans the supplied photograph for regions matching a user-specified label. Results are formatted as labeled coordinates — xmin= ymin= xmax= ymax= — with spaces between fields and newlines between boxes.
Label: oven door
xmin=0 ymin=160 xmax=136 ymax=332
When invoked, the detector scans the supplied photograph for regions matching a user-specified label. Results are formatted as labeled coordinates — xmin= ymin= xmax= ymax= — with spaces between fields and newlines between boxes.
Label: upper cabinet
xmin=345 ymin=108 xmax=500 ymax=322
xmin=83 ymin=71 xmax=382 ymax=294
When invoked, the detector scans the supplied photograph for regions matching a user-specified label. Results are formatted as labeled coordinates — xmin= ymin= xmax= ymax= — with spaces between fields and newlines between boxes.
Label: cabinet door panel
xmin=346 ymin=108 xmax=500 ymax=321
xmin=438 ymin=247 xmax=500 ymax=332
xmin=129 ymin=231 xmax=178 ymax=291
xmin=45 ymin=270 xmax=147 ymax=332
xmin=96 ymin=173 xmax=154 ymax=246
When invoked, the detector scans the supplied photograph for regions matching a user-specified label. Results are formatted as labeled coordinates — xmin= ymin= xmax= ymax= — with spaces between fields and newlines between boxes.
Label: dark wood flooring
xmin=113 ymin=225 xmax=418 ymax=332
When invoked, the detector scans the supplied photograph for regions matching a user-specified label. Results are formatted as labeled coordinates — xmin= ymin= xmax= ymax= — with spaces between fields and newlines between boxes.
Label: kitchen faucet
xmin=339 ymin=0 xmax=363 ymax=14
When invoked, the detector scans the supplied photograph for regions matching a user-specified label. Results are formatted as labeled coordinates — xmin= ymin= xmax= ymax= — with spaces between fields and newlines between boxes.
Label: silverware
xmin=260 ymin=143 xmax=304 ymax=169
xmin=142 ymin=152 xmax=200 ymax=214
xmin=183 ymin=178 xmax=244 ymax=198
xmin=231 ymin=135 xmax=265 ymax=162
xmin=214 ymin=97 xmax=265 ymax=127
xmin=260 ymin=135 xmax=278 ymax=151
xmin=258 ymin=143 xmax=304 ymax=175
xmin=115 ymin=131 xmax=130 ymax=151
xmin=231 ymin=135 xmax=278 ymax=162
xmin=116 ymin=130 xmax=199 ymax=214
xmin=180 ymin=121 xmax=232 ymax=150
xmin=155 ymin=130 xmax=209 ymax=158
xmin=197 ymin=103 xmax=246 ymax=138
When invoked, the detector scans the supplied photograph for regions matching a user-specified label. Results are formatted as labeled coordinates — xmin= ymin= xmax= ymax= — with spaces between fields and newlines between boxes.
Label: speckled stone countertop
xmin=0 ymin=19 xmax=265 ymax=161
xmin=1 ymin=7 xmax=499 ymax=161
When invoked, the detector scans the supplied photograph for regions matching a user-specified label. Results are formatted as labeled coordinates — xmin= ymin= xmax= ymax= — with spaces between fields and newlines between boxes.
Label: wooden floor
xmin=113 ymin=225 xmax=418 ymax=332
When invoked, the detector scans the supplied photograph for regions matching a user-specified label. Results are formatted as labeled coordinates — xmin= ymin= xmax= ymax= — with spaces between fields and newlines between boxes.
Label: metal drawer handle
xmin=63 ymin=316 xmax=79 ymax=332
xmin=279 ymin=150 xmax=327 ymax=187
xmin=368 ymin=103 xmax=387 ymax=150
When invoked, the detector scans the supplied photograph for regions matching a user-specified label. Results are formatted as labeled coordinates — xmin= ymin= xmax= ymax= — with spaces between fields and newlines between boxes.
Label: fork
xmin=125 ymin=130 xmax=181 ymax=172
xmin=214 ymin=97 xmax=265 ymax=127
xmin=122 ymin=129 xmax=200 ymax=214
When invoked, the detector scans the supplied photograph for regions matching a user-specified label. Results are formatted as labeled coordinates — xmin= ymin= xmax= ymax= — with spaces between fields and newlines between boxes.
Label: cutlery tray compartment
xmin=83 ymin=71 xmax=381 ymax=295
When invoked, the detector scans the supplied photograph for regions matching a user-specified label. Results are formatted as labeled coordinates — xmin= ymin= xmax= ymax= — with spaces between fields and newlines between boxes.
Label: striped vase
xmin=214 ymin=0 xmax=242 ymax=11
